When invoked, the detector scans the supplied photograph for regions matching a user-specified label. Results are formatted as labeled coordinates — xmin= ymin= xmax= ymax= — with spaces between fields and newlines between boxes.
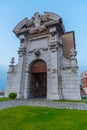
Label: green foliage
xmin=82 ymin=96 xmax=87 ymax=99
xmin=0 ymin=106 xmax=87 ymax=130
xmin=8 ymin=92 xmax=17 ymax=99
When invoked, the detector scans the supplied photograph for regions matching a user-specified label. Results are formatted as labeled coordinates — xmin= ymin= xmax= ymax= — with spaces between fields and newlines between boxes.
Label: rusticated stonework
xmin=5 ymin=12 xmax=81 ymax=100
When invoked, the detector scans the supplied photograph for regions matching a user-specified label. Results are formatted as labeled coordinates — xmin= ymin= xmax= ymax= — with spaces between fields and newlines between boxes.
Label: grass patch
xmin=0 ymin=97 xmax=12 ymax=101
xmin=53 ymin=99 xmax=87 ymax=103
xmin=0 ymin=106 xmax=87 ymax=130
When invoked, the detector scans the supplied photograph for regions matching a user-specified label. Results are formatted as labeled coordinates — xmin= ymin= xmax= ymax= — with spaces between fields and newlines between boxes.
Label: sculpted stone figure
xmin=32 ymin=12 xmax=41 ymax=29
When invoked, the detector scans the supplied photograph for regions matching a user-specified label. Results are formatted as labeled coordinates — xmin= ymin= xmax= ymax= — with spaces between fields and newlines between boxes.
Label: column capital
xmin=18 ymin=47 xmax=26 ymax=57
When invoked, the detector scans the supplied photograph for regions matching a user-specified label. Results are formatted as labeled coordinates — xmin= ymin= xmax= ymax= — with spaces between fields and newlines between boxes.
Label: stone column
xmin=16 ymin=34 xmax=26 ymax=98
xmin=23 ymin=71 xmax=29 ymax=99
xmin=47 ymin=26 xmax=59 ymax=100
xmin=49 ymin=48 xmax=59 ymax=100
xmin=70 ymin=48 xmax=81 ymax=100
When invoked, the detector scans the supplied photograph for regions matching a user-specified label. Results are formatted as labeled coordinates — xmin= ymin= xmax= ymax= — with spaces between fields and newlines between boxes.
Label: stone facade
xmin=5 ymin=12 xmax=81 ymax=100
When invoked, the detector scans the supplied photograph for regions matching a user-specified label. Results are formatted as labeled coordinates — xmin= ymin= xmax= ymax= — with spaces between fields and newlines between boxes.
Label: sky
xmin=0 ymin=0 xmax=87 ymax=74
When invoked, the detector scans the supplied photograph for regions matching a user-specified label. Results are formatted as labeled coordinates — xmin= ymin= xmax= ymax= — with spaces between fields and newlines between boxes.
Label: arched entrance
xmin=29 ymin=60 xmax=47 ymax=98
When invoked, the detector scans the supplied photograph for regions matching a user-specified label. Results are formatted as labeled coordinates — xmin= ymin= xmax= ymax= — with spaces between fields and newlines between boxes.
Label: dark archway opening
xmin=29 ymin=60 xmax=47 ymax=98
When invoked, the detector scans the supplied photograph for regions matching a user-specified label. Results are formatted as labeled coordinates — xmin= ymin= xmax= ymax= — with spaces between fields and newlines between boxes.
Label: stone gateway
xmin=5 ymin=12 xmax=81 ymax=100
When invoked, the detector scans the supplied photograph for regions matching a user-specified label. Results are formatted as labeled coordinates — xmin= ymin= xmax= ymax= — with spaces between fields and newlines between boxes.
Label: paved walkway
xmin=0 ymin=99 xmax=87 ymax=110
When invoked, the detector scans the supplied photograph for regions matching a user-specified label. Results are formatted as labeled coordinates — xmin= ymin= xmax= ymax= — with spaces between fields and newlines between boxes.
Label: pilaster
xmin=16 ymin=34 xmax=26 ymax=98
xmin=47 ymin=26 xmax=59 ymax=100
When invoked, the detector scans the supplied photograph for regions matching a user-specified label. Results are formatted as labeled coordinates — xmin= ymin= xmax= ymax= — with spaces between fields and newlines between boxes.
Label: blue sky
xmin=0 ymin=0 xmax=87 ymax=74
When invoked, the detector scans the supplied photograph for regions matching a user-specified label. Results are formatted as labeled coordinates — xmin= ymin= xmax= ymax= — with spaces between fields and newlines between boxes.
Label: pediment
xmin=13 ymin=12 xmax=62 ymax=36
xmin=44 ymin=12 xmax=61 ymax=21
xmin=13 ymin=18 xmax=29 ymax=34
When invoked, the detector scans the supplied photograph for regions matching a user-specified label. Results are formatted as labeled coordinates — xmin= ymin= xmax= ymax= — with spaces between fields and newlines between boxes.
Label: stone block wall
xmin=61 ymin=67 xmax=81 ymax=100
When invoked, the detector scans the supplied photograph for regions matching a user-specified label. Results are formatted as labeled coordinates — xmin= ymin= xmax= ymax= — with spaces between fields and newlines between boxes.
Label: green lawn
xmin=0 ymin=97 xmax=12 ymax=101
xmin=0 ymin=106 xmax=87 ymax=130
xmin=53 ymin=99 xmax=87 ymax=103
xmin=1 ymin=97 xmax=87 ymax=103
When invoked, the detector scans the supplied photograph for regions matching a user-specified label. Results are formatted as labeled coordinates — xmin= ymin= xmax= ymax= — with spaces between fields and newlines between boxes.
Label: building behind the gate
xmin=80 ymin=72 xmax=87 ymax=94
xmin=5 ymin=12 xmax=81 ymax=100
